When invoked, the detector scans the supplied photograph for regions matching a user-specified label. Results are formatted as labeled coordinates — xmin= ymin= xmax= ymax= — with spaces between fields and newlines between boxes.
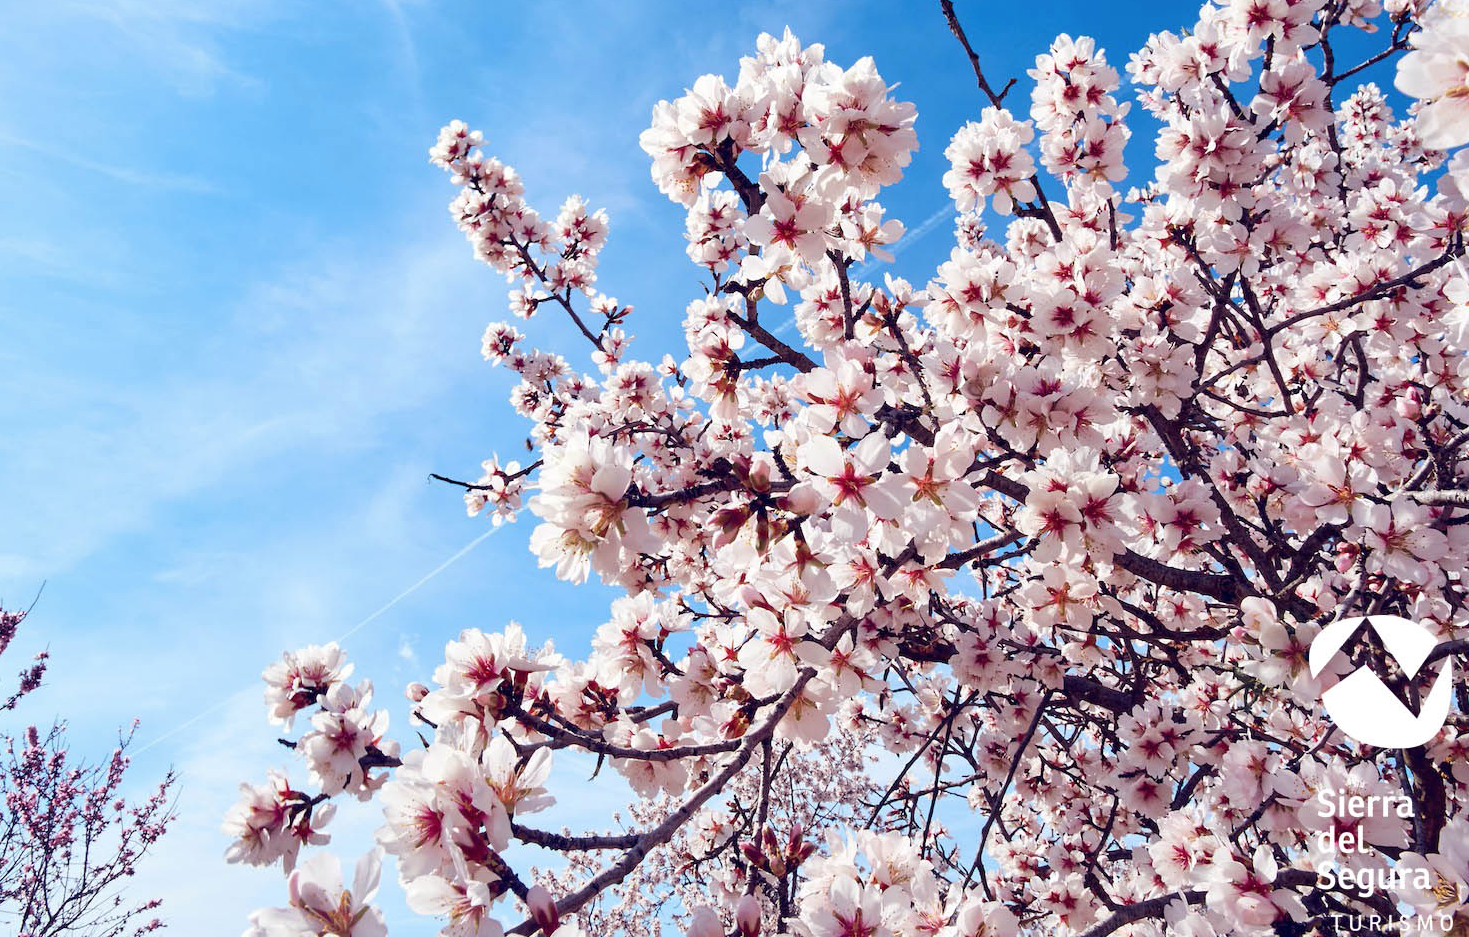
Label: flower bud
xmin=760 ymin=825 xmax=778 ymax=856
xmin=405 ymin=682 xmax=429 ymax=702
xmin=741 ymin=839 xmax=765 ymax=868
xmin=779 ymin=482 xmax=821 ymax=516
xmin=711 ymin=505 xmax=752 ymax=547
xmin=1397 ymin=387 xmax=1424 ymax=420
xmin=736 ymin=894 xmax=761 ymax=937
xmin=685 ymin=907 xmax=723 ymax=937
xmin=747 ymin=455 xmax=772 ymax=492
xmin=527 ymin=885 xmax=559 ymax=934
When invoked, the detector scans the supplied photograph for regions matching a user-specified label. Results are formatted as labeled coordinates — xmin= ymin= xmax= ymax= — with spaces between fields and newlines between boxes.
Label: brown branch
xmin=1266 ymin=250 xmax=1459 ymax=337
xmin=1424 ymin=638 xmax=1469 ymax=668
xmin=506 ymin=702 xmax=750 ymax=763
xmin=938 ymin=0 xmax=1062 ymax=242
xmin=628 ymin=476 xmax=743 ymax=510
xmin=1407 ymin=489 xmax=1469 ymax=507
xmin=938 ymin=529 xmax=1024 ymax=569
xmin=939 ymin=0 xmax=1017 ymax=107
xmin=1075 ymin=869 xmax=1318 ymax=937
xmin=1062 ymin=675 xmax=1135 ymax=714
xmin=728 ymin=301 xmax=817 ymax=374
xmin=504 ymin=669 xmax=817 ymax=936
xmin=966 ymin=690 xmax=1053 ymax=890
xmin=973 ymin=468 xmax=1317 ymax=617
xmin=509 ymin=823 xmax=640 ymax=852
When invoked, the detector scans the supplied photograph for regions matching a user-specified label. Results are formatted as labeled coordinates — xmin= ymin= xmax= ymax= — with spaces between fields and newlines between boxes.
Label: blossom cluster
xmin=234 ymin=2 xmax=1469 ymax=936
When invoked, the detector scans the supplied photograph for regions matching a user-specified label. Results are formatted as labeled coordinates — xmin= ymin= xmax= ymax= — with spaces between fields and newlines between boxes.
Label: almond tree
xmin=0 ymin=606 xmax=177 ymax=936
xmin=231 ymin=1 xmax=1469 ymax=935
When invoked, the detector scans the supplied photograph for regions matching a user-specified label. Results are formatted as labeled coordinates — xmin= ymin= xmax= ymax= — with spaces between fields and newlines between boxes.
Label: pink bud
xmin=747 ymin=456 xmax=772 ymax=491
xmin=1397 ymin=388 xmax=1423 ymax=420
xmin=405 ymin=682 xmax=430 ymax=702
xmin=741 ymin=840 xmax=765 ymax=867
xmin=780 ymin=482 xmax=821 ymax=516
xmin=685 ymin=908 xmax=723 ymax=937
xmin=527 ymin=885 xmax=559 ymax=933
xmin=736 ymin=894 xmax=761 ymax=937
xmin=760 ymin=825 xmax=778 ymax=855
xmin=786 ymin=820 xmax=804 ymax=848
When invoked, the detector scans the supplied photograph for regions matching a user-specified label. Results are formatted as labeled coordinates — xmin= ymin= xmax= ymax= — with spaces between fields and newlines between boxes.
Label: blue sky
xmin=0 ymin=0 xmax=1408 ymax=931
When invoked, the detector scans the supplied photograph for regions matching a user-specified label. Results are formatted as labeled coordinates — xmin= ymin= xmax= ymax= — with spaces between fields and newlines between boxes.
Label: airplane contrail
xmin=776 ymin=202 xmax=954 ymax=337
xmin=852 ymin=203 xmax=954 ymax=280
xmin=133 ymin=525 xmax=501 ymax=757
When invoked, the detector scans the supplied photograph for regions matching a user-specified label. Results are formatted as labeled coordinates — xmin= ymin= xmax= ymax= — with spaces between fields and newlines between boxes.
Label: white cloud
xmin=41 ymin=0 xmax=276 ymax=97
xmin=0 ymin=132 xmax=221 ymax=194
xmin=1 ymin=229 xmax=487 ymax=586
xmin=397 ymin=633 xmax=417 ymax=663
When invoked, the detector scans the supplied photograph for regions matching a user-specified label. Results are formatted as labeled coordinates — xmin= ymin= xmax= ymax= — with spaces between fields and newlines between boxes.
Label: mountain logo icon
xmin=1307 ymin=615 xmax=1454 ymax=749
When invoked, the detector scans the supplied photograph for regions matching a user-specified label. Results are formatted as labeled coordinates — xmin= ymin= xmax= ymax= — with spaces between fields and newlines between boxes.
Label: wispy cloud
xmin=42 ymin=0 xmax=273 ymax=97
xmin=0 ymin=132 xmax=220 ymax=194
xmin=376 ymin=0 xmax=426 ymax=123
xmin=1 ymin=232 xmax=484 ymax=584
xmin=0 ymin=236 xmax=89 ymax=282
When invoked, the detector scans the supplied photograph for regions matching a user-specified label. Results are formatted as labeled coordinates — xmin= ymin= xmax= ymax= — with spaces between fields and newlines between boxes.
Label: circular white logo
xmin=1307 ymin=615 xmax=1454 ymax=748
